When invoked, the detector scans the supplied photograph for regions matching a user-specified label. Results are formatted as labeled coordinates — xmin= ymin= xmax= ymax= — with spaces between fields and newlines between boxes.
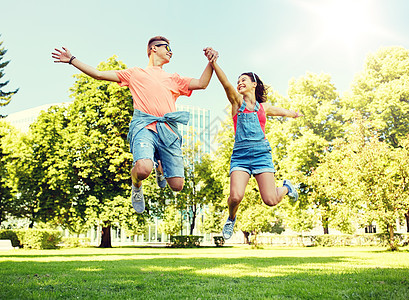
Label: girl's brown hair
xmin=240 ymin=72 xmax=267 ymax=103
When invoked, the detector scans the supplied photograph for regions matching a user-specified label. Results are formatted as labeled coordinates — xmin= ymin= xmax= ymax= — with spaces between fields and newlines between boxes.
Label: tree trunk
xmin=405 ymin=210 xmax=409 ymax=233
xmin=388 ymin=224 xmax=397 ymax=251
xmin=322 ymin=216 xmax=329 ymax=234
xmin=243 ymin=231 xmax=250 ymax=244
xmin=99 ymin=226 xmax=112 ymax=248
xmin=189 ymin=215 xmax=196 ymax=235
xmin=189 ymin=205 xmax=197 ymax=235
xmin=252 ymin=231 xmax=258 ymax=247
xmin=28 ymin=208 xmax=35 ymax=228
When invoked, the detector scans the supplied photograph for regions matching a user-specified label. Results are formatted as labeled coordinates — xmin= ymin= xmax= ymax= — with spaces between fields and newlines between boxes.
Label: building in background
xmin=177 ymin=103 xmax=211 ymax=155
xmin=4 ymin=103 xmax=70 ymax=133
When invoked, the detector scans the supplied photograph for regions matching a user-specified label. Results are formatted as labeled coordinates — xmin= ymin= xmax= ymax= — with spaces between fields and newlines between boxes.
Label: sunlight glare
xmin=316 ymin=0 xmax=373 ymax=45
xmin=293 ymin=0 xmax=378 ymax=50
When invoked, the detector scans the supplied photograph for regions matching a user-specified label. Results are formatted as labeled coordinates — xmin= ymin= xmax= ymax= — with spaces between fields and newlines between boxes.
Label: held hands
xmin=52 ymin=47 xmax=72 ymax=63
xmin=203 ymin=47 xmax=219 ymax=63
xmin=292 ymin=110 xmax=303 ymax=118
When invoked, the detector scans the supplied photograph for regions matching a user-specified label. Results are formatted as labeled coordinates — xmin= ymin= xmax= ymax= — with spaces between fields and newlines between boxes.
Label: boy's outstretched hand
xmin=293 ymin=110 xmax=304 ymax=118
xmin=52 ymin=47 xmax=72 ymax=63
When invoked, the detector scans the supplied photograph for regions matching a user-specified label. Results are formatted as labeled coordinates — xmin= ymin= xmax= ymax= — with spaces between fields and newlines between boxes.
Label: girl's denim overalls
xmin=230 ymin=101 xmax=275 ymax=175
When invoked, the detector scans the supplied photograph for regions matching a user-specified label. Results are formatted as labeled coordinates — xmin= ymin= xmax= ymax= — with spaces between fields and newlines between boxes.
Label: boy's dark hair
xmin=147 ymin=36 xmax=170 ymax=57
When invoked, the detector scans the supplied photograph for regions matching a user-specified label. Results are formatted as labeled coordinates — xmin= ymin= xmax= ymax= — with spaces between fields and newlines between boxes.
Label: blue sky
xmin=1 ymin=0 xmax=409 ymax=126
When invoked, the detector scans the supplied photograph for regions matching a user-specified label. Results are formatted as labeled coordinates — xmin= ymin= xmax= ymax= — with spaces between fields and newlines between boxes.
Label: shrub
xmin=311 ymin=235 xmax=335 ymax=246
xmin=62 ymin=237 xmax=91 ymax=248
xmin=168 ymin=235 xmax=203 ymax=248
xmin=310 ymin=233 xmax=409 ymax=248
xmin=0 ymin=230 xmax=20 ymax=247
xmin=213 ymin=236 xmax=225 ymax=247
xmin=15 ymin=229 xmax=62 ymax=249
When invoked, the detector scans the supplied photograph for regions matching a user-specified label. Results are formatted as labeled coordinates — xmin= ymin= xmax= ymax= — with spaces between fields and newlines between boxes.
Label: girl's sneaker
xmin=283 ymin=179 xmax=299 ymax=202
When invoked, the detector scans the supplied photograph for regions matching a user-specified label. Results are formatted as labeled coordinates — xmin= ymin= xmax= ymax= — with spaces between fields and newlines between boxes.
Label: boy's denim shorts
xmin=229 ymin=140 xmax=276 ymax=176
xmin=130 ymin=128 xmax=184 ymax=178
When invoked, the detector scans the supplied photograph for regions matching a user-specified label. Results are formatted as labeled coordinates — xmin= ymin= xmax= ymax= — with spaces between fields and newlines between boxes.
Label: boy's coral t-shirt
xmin=116 ymin=66 xmax=192 ymax=132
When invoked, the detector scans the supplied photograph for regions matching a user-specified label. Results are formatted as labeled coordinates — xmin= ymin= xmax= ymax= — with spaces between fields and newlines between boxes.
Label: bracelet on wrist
xmin=69 ymin=56 xmax=76 ymax=64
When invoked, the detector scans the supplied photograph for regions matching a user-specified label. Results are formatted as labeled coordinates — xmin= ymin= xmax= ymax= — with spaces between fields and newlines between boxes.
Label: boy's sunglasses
xmin=154 ymin=43 xmax=172 ymax=52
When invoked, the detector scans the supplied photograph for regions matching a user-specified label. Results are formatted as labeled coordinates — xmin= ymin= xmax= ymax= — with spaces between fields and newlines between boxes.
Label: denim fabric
xmin=230 ymin=101 xmax=275 ymax=175
xmin=127 ymin=109 xmax=189 ymax=178
xmin=127 ymin=109 xmax=190 ymax=148
xmin=131 ymin=128 xmax=184 ymax=178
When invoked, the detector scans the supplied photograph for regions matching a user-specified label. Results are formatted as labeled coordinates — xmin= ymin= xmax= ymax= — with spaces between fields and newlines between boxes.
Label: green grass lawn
xmin=1 ymin=245 xmax=408 ymax=299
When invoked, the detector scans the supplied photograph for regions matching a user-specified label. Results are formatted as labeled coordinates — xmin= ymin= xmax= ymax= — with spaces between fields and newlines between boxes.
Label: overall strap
xmin=254 ymin=102 xmax=260 ymax=112
xmin=238 ymin=101 xmax=247 ymax=112
xmin=238 ymin=101 xmax=260 ymax=112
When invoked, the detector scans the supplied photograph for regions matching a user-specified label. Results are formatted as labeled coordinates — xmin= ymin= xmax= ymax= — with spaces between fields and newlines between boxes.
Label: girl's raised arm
xmin=211 ymin=61 xmax=241 ymax=107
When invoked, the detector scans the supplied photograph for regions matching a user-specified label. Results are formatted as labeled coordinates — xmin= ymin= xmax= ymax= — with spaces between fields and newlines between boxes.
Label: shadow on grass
xmin=0 ymin=252 xmax=167 ymax=258
xmin=1 ymin=255 xmax=409 ymax=299
xmin=0 ymin=246 xmax=399 ymax=259
xmin=0 ymin=246 xmax=236 ymax=259
xmin=363 ymin=248 xmax=409 ymax=254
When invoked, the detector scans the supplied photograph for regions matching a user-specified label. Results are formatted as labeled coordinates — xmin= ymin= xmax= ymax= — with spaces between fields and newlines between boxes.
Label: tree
xmin=0 ymin=118 xmax=61 ymax=227
xmin=342 ymin=46 xmax=409 ymax=148
xmin=0 ymin=36 xmax=18 ymax=115
xmin=352 ymin=125 xmax=409 ymax=250
xmin=240 ymin=206 xmax=285 ymax=247
xmin=176 ymin=139 xmax=224 ymax=235
xmin=308 ymin=136 xmax=360 ymax=235
xmin=341 ymin=46 xmax=409 ymax=238
xmin=85 ymin=195 xmax=146 ymax=248
xmin=313 ymin=117 xmax=409 ymax=250
xmin=158 ymin=205 xmax=182 ymax=236
xmin=201 ymin=203 xmax=225 ymax=235
xmin=0 ymin=121 xmax=17 ymax=225
xmin=281 ymin=202 xmax=316 ymax=234
xmin=268 ymin=73 xmax=345 ymax=234
xmin=65 ymin=56 xmax=138 ymax=247
xmin=21 ymin=105 xmax=74 ymax=227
